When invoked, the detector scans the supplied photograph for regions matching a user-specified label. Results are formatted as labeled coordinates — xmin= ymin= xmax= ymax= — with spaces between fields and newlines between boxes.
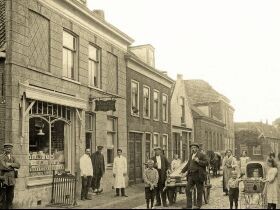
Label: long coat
xmin=113 ymin=155 xmax=127 ymax=188
xmin=91 ymin=151 xmax=105 ymax=178
xmin=0 ymin=154 xmax=20 ymax=186
xmin=266 ymin=167 xmax=278 ymax=204
xmin=151 ymin=155 xmax=170 ymax=185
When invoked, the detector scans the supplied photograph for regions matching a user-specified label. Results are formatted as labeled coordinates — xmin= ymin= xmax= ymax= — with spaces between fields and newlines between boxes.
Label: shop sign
xmin=95 ymin=99 xmax=116 ymax=112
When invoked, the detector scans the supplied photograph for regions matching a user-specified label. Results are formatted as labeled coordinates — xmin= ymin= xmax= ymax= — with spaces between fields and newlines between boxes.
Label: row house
xmin=235 ymin=122 xmax=280 ymax=161
xmin=184 ymin=80 xmax=235 ymax=154
xmin=125 ymin=44 xmax=174 ymax=184
xmin=0 ymin=0 xmax=133 ymax=207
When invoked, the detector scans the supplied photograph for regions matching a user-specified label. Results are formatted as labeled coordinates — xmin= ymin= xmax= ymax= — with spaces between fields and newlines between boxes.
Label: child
xmin=228 ymin=170 xmax=242 ymax=209
xmin=248 ymin=169 xmax=263 ymax=205
xmin=143 ymin=159 xmax=159 ymax=209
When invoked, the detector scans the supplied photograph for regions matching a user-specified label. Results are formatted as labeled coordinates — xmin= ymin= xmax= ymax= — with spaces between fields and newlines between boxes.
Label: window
xmin=162 ymin=135 xmax=168 ymax=157
xmin=145 ymin=133 xmax=151 ymax=162
xmin=131 ymin=80 xmax=139 ymax=116
xmin=89 ymin=45 xmax=100 ymax=88
xmin=107 ymin=52 xmax=118 ymax=94
xmin=63 ymin=31 xmax=76 ymax=79
xmin=253 ymin=145 xmax=261 ymax=155
xmin=173 ymin=133 xmax=181 ymax=157
xmin=153 ymin=133 xmax=159 ymax=148
xmin=180 ymin=97 xmax=185 ymax=124
xmin=153 ymin=90 xmax=159 ymax=120
xmin=107 ymin=117 xmax=117 ymax=165
xmin=162 ymin=94 xmax=168 ymax=122
xmin=85 ymin=113 xmax=95 ymax=153
xmin=143 ymin=86 xmax=150 ymax=118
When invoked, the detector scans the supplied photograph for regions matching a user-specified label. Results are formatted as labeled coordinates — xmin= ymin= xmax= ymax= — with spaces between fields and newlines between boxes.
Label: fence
xmin=50 ymin=170 xmax=78 ymax=207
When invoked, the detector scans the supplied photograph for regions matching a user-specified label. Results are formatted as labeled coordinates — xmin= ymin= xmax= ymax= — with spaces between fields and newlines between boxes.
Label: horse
xmin=206 ymin=150 xmax=221 ymax=177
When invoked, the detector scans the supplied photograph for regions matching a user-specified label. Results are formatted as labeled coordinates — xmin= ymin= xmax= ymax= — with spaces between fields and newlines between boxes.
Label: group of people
xmin=222 ymin=149 xmax=280 ymax=209
xmin=79 ymin=146 xmax=128 ymax=201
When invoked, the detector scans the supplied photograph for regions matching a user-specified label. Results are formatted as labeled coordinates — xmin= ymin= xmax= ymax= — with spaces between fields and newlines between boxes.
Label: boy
xmin=143 ymin=159 xmax=159 ymax=209
xmin=228 ymin=170 xmax=242 ymax=209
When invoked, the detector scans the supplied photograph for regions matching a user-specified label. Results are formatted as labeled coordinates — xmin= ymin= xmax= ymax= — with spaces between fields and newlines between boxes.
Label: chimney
xmin=129 ymin=45 xmax=155 ymax=68
xmin=92 ymin=10 xmax=105 ymax=20
xmin=177 ymin=74 xmax=183 ymax=80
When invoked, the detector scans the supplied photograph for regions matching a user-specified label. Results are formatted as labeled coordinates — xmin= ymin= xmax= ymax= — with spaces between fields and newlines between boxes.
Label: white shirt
xmin=192 ymin=152 xmax=197 ymax=160
xmin=80 ymin=154 xmax=93 ymax=176
xmin=171 ymin=159 xmax=182 ymax=171
xmin=156 ymin=155 xmax=161 ymax=169
xmin=7 ymin=154 xmax=11 ymax=160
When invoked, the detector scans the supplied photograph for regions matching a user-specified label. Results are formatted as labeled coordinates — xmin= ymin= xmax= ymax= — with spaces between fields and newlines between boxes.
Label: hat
xmin=3 ymin=143 xmax=13 ymax=148
xmin=189 ymin=143 xmax=199 ymax=148
xmin=97 ymin=146 xmax=103 ymax=150
xmin=153 ymin=146 xmax=162 ymax=151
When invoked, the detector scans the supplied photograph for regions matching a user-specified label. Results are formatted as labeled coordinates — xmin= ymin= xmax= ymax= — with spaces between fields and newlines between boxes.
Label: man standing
xmin=181 ymin=143 xmax=208 ymax=209
xmin=91 ymin=146 xmax=105 ymax=194
xmin=151 ymin=147 xmax=170 ymax=207
xmin=80 ymin=148 xmax=93 ymax=201
xmin=113 ymin=149 xmax=128 ymax=197
xmin=0 ymin=143 xmax=20 ymax=209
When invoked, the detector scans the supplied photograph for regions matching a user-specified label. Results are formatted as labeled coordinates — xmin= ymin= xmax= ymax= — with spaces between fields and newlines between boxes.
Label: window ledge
xmin=88 ymin=85 xmax=102 ymax=91
xmin=143 ymin=116 xmax=150 ymax=120
xmin=27 ymin=65 xmax=53 ymax=76
xmin=62 ymin=77 xmax=81 ymax=85
xmin=27 ymin=175 xmax=53 ymax=187
xmin=153 ymin=119 xmax=159 ymax=122
xmin=131 ymin=113 xmax=140 ymax=118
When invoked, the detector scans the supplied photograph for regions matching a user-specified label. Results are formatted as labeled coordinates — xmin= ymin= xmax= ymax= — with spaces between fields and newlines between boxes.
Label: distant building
xmin=235 ymin=122 xmax=280 ymax=160
xmin=184 ymin=80 xmax=235 ymax=153
xmin=170 ymin=74 xmax=193 ymax=161
xmin=125 ymin=45 xmax=174 ymax=184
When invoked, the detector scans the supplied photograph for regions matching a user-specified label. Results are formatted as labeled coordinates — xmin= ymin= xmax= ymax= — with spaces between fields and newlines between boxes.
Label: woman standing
xmin=222 ymin=149 xmax=238 ymax=196
xmin=263 ymin=158 xmax=278 ymax=209
xmin=239 ymin=151 xmax=250 ymax=175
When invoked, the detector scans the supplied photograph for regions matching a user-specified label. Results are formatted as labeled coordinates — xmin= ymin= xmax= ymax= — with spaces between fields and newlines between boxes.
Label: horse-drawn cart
xmin=164 ymin=161 xmax=212 ymax=206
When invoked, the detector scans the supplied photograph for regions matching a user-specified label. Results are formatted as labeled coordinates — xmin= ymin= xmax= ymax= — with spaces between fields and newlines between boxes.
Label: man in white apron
xmin=113 ymin=148 xmax=128 ymax=197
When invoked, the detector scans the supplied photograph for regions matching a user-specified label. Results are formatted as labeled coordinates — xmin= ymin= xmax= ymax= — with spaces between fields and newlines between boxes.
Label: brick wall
xmin=0 ymin=59 xmax=5 ymax=150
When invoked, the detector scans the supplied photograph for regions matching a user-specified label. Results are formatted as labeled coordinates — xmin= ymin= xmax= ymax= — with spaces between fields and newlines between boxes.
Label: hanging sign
xmin=95 ymin=99 xmax=116 ymax=112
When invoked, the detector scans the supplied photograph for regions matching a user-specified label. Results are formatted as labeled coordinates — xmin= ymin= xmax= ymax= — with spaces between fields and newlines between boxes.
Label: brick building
xmin=184 ymin=80 xmax=235 ymax=153
xmin=126 ymin=45 xmax=174 ymax=184
xmin=0 ymin=0 xmax=133 ymax=207
xmin=235 ymin=122 xmax=280 ymax=160
xmin=170 ymin=74 xmax=193 ymax=161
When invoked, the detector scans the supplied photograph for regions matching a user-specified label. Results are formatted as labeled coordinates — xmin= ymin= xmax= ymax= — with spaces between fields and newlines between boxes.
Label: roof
xmin=184 ymin=80 xmax=230 ymax=105
xmin=0 ymin=0 xmax=5 ymax=50
xmin=234 ymin=122 xmax=280 ymax=139
xmin=191 ymin=106 xmax=225 ymax=127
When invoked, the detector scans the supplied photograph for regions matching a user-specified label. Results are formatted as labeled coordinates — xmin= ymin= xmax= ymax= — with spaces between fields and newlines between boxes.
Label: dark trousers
xmin=267 ymin=203 xmax=276 ymax=209
xmin=0 ymin=185 xmax=15 ymax=209
xmin=92 ymin=175 xmax=102 ymax=191
xmin=81 ymin=176 xmax=92 ymax=199
xmin=115 ymin=188 xmax=126 ymax=196
xmin=145 ymin=187 xmax=155 ymax=209
xmin=185 ymin=175 xmax=204 ymax=208
xmin=228 ymin=188 xmax=239 ymax=209
xmin=155 ymin=169 xmax=167 ymax=205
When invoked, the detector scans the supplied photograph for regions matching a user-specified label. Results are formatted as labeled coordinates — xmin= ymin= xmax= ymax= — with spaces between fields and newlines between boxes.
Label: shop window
xmin=153 ymin=90 xmax=159 ymax=120
xmin=89 ymin=45 xmax=101 ymax=88
xmin=29 ymin=100 xmax=72 ymax=177
xmin=253 ymin=145 xmax=261 ymax=155
xmin=143 ymin=86 xmax=150 ymax=118
xmin=63 ymin=30 xmax=76 ymax=80
xmin=131 ymin=80 xmax=139 ymax=116
xmin=162 ymin=94 xmax=168 ymax=122
xmin=107 ymin=117 xmax=117 ymax=165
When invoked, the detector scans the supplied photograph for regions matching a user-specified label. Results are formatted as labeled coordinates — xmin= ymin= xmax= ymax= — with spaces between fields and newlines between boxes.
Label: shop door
xmin=128 ymin=132 xmax=143 ymax=184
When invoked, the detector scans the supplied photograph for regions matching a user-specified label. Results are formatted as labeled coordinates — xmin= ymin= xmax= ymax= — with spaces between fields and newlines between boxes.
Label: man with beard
xmin=181 ymin=143 xmax=208 ymax=209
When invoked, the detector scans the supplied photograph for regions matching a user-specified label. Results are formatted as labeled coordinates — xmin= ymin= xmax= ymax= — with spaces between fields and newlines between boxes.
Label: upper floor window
xmin=162 ymin=94 xmax=168 ymax=122
xmin=179 ymin=97 xmax=185 ymax=124
xmin=153 ymin=90 xmax=159 ymax=120
xmin=143 ymin=86 xmax=150 ymax=118
xmin=131 ymin=80 xmax=139 ymax=116
xmin=89 ymin=45 xmax=100 ymax=88
xmin=63 ymin=31 xmax=76 ymax=79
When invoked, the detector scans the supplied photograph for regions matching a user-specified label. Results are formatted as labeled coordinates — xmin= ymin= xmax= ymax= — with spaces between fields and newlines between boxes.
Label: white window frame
xmin=153 ymin=133 xmax=159 ymax=148
xmin=162 ymin=94 xmax=168 ymax=123
xmin=253 ymin=145 xmax=261 ymax=155
xmin=131 ymin=80 xmax=140 ymax=117
xmin=63 ymin=30 xmax=76 ymax=80
xmin=88 ymin=44 xmax=101 ymax=88
xmin=153 ymin=90 xmax=160 ymax=121
xmin=143 ymin=85 xmax=151 ymax=119
xmin=106 ymin=117 xmax=118 ymax=166
xmin=162 ymin=134 xmax=168 ymax=158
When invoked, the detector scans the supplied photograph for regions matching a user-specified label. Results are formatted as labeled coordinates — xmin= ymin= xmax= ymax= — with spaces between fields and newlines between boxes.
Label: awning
xmin=19 ymin=82 xmax=87 ymax=110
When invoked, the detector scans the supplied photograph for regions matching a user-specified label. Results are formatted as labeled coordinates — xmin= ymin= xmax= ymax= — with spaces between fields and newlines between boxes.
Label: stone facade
xmin=1 ymin=0 xmax=133 ymax=208
xmin=126 ymin=49 xmax=173 ymax=184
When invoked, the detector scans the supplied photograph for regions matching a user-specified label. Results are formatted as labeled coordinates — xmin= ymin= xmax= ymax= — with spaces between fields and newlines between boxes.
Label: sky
xmin=88 ymin=0 xmax=280 ymax=124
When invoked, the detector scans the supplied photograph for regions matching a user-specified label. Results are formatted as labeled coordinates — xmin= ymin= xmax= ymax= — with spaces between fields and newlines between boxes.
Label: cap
xmin=97 ymin=146 xmax=103 ymax=150
xmin=3 ymin=143 xmax=13 ymax=148
xmin=189 ymin=143 xmax=199 ymax=148
xmin=153 ymin=146 xmax=162 ymax=151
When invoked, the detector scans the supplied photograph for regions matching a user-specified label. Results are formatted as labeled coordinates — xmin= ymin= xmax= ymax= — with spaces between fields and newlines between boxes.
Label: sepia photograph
xmin=0 ymin=0 xmax=279 ymax=209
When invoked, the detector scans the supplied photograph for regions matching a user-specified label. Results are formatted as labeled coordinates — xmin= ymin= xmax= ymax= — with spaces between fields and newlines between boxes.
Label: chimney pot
xmin=92 ymin=10 xmax=105 ymax=20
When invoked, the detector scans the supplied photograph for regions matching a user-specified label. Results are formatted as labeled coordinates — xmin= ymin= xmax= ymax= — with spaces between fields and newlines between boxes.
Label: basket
xmin=243 ymin=179 xmax=265 ymax=193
